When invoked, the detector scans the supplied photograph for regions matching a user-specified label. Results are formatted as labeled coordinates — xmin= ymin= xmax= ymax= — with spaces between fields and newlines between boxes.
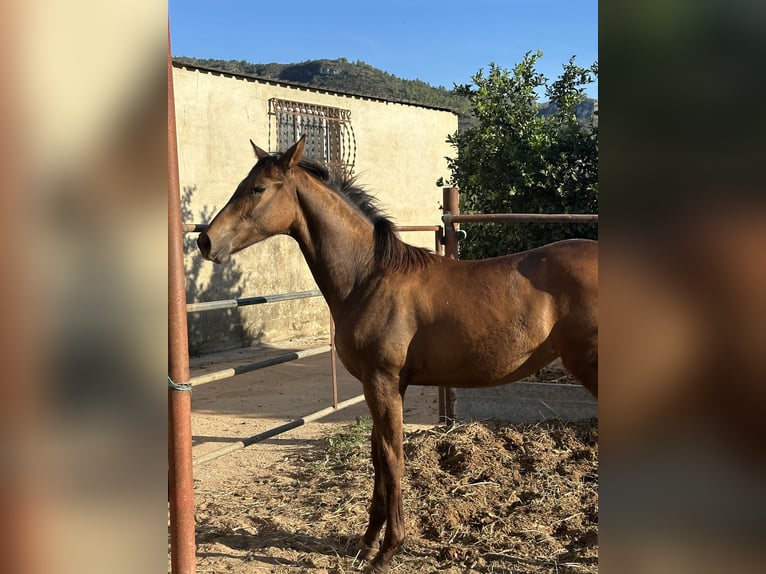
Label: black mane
xmin=296 ymin=159 xmax=386 ymax=221
xmin=264 ymin=154 xmax=433 ymax=273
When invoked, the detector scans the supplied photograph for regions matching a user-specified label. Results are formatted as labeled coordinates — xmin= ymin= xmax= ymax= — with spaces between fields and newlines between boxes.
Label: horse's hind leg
xmin=560 ymin=337 xmax=598 ymax=398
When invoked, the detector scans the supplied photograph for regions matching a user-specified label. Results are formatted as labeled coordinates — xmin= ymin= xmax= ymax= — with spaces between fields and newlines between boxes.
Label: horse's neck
xmin=290 ymin=176 xmax=376 ymax=310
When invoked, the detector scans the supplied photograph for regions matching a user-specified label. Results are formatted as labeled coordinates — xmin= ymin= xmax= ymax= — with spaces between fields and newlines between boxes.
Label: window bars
xmin=269 ymin=98 xmax=356 ymax=178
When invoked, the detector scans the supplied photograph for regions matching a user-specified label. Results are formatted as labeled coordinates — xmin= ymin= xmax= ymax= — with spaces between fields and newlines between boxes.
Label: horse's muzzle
xmin=197 ymin=231 xmax=213 ymax=260
xmin=197 ymin=231 xmax=232 ymax=264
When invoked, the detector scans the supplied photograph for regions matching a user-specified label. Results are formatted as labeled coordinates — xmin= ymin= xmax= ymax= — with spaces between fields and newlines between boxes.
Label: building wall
xmin=173 ymin=64 xmax=458 ymax=354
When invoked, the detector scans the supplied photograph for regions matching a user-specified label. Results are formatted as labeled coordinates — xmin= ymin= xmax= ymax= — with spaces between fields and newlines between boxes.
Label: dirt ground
xmin=175 ymin=338 xmax=598 ymax=573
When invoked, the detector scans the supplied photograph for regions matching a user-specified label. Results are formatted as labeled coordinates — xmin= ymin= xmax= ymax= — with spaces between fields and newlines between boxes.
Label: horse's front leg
xmin=357 ymin=423 xmax=384 ymax=559
xmin=361 ymin=379 xmax=406 ymax=574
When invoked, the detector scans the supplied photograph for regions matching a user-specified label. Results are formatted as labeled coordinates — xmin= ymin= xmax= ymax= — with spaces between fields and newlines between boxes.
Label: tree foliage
xmin=446 ymin=52 xmax=598 ymax=259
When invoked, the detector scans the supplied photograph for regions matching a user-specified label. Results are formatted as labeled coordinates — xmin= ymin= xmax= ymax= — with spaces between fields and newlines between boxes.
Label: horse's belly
xmin=405 ymin=331 xmax=557 ymax=388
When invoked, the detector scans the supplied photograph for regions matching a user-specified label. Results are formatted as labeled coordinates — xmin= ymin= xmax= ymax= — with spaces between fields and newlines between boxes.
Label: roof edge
xmin=172 ymin=59 xmax=459 ymax=115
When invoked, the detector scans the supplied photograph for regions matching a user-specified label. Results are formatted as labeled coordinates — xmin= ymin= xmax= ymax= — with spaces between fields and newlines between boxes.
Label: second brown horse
xmin=197 ymin=137 xmax=598 ymax=573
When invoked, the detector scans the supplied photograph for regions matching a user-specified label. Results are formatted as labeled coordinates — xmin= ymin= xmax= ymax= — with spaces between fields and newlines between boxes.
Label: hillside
xmin=175 ymin=57 xmax=469 ymax=111
xmin=174 ymin=57 xmax=596 ymax=131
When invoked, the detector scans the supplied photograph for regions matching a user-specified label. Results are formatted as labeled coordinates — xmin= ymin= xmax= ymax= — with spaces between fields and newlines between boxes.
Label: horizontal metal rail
xmin=187 ymin=290 xmax=322 ymax=313
xmin=190 ymin=346 xmax=329 ymax=386
xmin=397 ymin=225 xmax=442 ymax=232
xmin=184 ymin=223 xmax=442 ymax=233
xmin=183 ymin=223 xmax=209 ymax=233
xmin=443 ymin=213 xmax=598 ymax=224
xmin=193 ymin=393 xmax=367 ymax=466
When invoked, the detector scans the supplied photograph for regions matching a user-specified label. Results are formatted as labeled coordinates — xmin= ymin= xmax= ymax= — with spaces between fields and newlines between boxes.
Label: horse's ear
xmin=279 ymin=135 xmax=306 ymax=172
xmin=250 ymin=140 xmax=270 ymax=160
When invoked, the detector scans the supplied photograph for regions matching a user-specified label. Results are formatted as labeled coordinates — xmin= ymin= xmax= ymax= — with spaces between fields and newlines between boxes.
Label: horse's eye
xmin=252 ymin=186 xmax=265 ymax=195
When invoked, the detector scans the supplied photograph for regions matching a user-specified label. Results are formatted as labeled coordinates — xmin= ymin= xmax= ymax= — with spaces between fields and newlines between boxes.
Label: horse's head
xmin=197 ymin=137 xmax=306 ymax=263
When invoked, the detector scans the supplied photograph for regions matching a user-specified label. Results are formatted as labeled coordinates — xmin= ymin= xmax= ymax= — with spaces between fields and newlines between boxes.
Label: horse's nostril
xmin=197 ymin=232 xmax=212 ymax=256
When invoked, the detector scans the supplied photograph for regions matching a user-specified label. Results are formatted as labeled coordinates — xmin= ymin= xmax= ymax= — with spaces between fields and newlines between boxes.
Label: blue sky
xmin=169 ymin=0 xmax=598 ymax=98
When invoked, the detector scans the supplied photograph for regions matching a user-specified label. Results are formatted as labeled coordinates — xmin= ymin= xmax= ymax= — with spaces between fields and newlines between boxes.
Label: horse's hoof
xmin=363 ymin=563 xmax=389 ymax=574
xmin=354 ymin=538 xmax=379 ymax=560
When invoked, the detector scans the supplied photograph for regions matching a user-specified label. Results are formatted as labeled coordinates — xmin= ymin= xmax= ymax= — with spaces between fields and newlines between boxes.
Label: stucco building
xmin=173 ymin=61 xmax=458 ymax=353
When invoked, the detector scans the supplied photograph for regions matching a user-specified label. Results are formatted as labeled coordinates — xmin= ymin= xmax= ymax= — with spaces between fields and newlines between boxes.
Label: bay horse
xmin=197 ymin=137 xmax=598 ymax=573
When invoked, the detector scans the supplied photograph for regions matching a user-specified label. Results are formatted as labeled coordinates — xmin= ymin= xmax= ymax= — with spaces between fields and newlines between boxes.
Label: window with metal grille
xmin=269 ymin=98 xmax=356 ymax=178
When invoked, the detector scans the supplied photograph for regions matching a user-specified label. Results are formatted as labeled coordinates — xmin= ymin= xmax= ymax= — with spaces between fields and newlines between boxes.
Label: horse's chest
xmin=333 ymin=317 xmax=408 ymax=379
xmin=333 ymin=334 xmax=373 ymax=381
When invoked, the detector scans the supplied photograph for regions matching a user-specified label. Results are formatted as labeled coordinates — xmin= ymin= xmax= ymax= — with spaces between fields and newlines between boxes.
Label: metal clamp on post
xmin=168 ymin=376 xmax=192 ymax=392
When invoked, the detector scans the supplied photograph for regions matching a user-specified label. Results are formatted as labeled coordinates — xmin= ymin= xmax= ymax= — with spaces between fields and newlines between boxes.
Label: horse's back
xmin=517 ymin=238 xmax=597 ymax=298
xmin=460 ymin=238 xmax=597 ymax=306
xmin=506 ymin=238 xmax=597 ymax=275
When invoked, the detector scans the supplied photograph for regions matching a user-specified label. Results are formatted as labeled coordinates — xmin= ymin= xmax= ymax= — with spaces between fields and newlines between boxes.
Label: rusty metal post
xmin=436 ymin=226 xmax=445 ymax=422
xmin=435 ymin=225 xmax=445 ymax=420
xmin=443 ymin=187 xmax=460 ymax=260
xmin=440 ymin=188 xmax=460 ymax=423
xmin=168 ymin=34 xmax=196 ymax=574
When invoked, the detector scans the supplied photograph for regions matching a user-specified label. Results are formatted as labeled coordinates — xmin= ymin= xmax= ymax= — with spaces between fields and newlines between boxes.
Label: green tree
xmin=446 ymin=52 xmax=598 ymax=259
